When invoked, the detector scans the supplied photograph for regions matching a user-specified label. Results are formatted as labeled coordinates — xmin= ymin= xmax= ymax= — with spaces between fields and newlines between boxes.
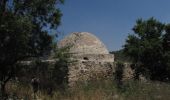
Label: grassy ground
xmin=6 ymin=79 xmax=170 ymax=100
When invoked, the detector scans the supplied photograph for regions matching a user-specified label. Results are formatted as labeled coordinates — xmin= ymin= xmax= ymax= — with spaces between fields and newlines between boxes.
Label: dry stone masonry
xmin=58 ymin=32 xmax=115 ymax=85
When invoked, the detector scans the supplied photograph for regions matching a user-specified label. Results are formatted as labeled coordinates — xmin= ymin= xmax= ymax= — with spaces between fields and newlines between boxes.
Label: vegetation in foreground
xmin=5 ymin=79 xmax=170 ymax=100
xmin=0 ymin=0 xmax=64 ymax=97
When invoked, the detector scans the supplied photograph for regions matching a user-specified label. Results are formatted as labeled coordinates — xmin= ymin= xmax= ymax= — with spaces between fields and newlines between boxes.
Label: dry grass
xmin=122 ymin=80 xmax=170 ymax=100
xmin=5 ymin=79 xmax=170 ymax=100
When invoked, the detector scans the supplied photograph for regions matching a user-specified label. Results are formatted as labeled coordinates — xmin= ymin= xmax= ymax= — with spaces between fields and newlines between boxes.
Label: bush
xmin=114 ymin=62 xmax=125 ymax=89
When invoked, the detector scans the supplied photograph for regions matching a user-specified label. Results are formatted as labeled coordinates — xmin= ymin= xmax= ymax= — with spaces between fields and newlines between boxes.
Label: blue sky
xmin=58 ymin=0 xmax=170 ymax=51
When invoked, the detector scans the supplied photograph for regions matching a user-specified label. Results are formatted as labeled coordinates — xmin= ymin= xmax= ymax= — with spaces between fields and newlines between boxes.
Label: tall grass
xmin=6 ymin=79 xmax=170 ymax=100
xmin=122 ymin=80 xmax=170 ymax=100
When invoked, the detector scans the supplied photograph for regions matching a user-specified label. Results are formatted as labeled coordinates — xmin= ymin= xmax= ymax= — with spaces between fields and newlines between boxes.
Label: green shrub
xmin=114 ymin=62 xmax=125 ymax=89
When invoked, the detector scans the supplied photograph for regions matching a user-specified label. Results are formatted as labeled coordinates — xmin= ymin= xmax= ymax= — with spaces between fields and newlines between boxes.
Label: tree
xmin=52 ymin=45 xmax=71 ymax=89
xmin=124 ymin=18 xmax=169 ymax=81
xmin=163 ymin=24 xmax=170 ymax=78
xmin=0 ymin=0 xmax=64 ymax=98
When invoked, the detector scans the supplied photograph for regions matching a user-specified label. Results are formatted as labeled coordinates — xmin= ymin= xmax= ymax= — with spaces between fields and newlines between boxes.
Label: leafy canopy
xmin=124 ymin=18 xmax=170 ymax=81
xmin=0 ymin=0 xmax=64 ymax=97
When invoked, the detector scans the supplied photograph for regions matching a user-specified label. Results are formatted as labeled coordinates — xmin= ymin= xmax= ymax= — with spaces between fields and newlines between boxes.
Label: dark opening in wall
xmin=83 ymin=57 xmax=89 ymax=60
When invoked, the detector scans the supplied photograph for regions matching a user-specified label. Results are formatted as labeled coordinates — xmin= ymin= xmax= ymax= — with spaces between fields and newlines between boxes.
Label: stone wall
xmin=112 ymin=62 xmax=134 ymax=80
xmin=57 ymin=32 xmax=116 ymax=86
xmin=123 ymin=63 xmax=134 ymax=80
xmin=73 ymin=54 xmax=114 ymax=62
xmin=68 ymin=60 xmax=114 ymax=86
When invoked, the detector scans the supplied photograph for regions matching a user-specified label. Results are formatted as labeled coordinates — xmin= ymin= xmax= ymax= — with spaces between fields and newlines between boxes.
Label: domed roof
xmin=58 ymin=32 xmax=109 ymax=54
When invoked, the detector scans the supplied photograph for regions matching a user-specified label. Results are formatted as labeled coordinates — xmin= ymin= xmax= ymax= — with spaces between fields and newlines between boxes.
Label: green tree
xmin=124 ymin=18 xmax=169 ymax=81
xmin=0 ymin=0 xmax=64 ymax=97
xmin=52 ymin=45 xmax=71 ymax=89
xmin=163 ymin=24 xmax=170 ymax=78
xmin=163 ymin=24 xmax=170 ymax=51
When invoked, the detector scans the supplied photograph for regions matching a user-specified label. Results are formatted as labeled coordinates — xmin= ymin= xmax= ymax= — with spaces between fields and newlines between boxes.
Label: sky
xmin=58 ymin=0 xmax=170 ymax=51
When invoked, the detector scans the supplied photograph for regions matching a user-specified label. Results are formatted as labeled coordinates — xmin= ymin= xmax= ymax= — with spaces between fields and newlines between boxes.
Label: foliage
xmin=10 ymin=44 xmax=71 ymax=96
xmin=27 ymin=60 xmax=55 ymax=93
xmin=15 ymin=46 xmax=71 ymax=95
xmin=0 ymin=0 xmax=64 ymax=98
xmin=124 ymin=17 xmax=170 ymax=81
xmin=52 ymin=45 xmax=72 ymax=89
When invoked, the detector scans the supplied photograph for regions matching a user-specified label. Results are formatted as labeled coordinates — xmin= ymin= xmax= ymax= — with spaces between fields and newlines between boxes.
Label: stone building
xmin=58 ymin=32 xmax=114 ymax=85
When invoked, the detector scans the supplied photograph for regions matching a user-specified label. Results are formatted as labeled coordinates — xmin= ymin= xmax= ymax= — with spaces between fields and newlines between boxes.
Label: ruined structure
xmin=58 ymin=32 xmax=114 ymax=85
